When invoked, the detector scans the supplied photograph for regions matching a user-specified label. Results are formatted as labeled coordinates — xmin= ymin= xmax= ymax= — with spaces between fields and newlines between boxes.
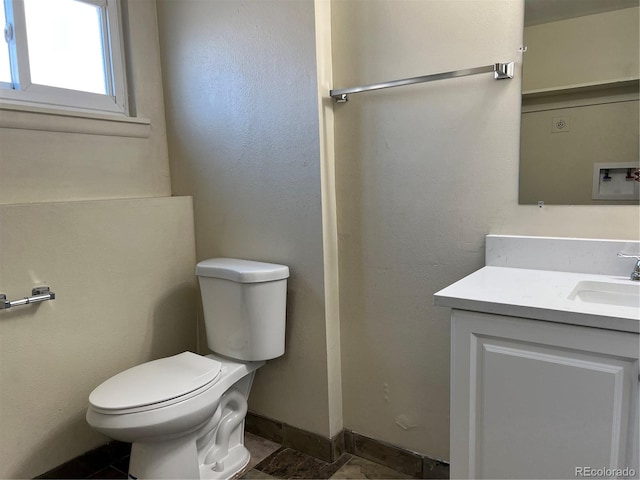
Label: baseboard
xmin=246 ymin=412 xmax=449 ymax=479
xmin=245 ymin=411 xmax=345 ymax=463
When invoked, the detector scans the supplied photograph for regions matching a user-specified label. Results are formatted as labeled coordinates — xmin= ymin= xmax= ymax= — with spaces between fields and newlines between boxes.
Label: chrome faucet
xmin=617 ymin=252 xmax=640 ymax=281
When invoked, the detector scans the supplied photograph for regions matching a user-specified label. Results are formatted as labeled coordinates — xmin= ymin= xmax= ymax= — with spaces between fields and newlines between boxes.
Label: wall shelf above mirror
xmin=519 ymin=0 xmax=639 ymax=205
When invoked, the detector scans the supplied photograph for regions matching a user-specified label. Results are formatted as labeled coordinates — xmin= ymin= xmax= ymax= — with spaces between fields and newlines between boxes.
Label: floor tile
xmin=245 ymin=432 xmax=282 ymax=470
xmin=74 ymin=445 xmax=113 ymax=473
xmin=88 ymin=466 xmax=128 ymax=479
xmin=330 ymin=456 xmax=414 ymax=479
xmin=255 ymin=448 xmax=350 ymax=479
xmin=111 ymin=456 xmax=130 ymax=476
xmin=106 ymin=442 xmax=132 ymax=463
xmin=35 ymin=460 xmax=93 ymax=479
xmin=240 ymin=469 xmax=279 ymax=479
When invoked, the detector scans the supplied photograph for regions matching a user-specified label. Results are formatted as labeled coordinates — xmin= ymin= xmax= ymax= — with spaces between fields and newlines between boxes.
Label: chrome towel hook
xmin=0 ymin=286 xmax=56 ymax=309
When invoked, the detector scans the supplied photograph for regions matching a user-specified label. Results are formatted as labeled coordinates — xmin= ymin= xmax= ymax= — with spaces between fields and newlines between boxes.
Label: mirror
xmin=519 ymin=0 xmax=639 ymax=205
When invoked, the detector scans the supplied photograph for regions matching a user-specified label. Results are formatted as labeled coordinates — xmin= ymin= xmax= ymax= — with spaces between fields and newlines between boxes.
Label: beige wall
xmin=332 ymin=0 xmax=639 ymax=462
xmin=0 ymin=1 xmax=198 ymax=478
xmin=315 ymin=0 xmax=344 ymax=437
xmin=0 ymin=198 xmax=197 ymax=479
xmin=156 ymin=0 xmax=340 ymax=438
xmin=520 ymin=100 xmax=639 ymax=205
xmin=523 ymin=8 xmax=639 ymax=92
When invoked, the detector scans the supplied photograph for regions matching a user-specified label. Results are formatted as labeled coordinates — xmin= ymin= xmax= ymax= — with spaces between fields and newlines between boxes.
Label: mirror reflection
xmin=519 ymin=0 xmax=639 ymax=205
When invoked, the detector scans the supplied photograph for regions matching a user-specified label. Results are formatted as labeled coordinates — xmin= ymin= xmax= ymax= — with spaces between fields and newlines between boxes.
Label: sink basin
xmin=568 ymin=281 xmax=640 ymax=308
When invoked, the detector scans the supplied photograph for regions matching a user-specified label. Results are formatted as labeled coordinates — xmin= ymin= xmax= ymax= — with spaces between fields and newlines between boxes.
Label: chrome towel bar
xmin=330 ymin=62 xmax=514 ymax=102
xmin=0 ymin=286 xmax=55 ymax=309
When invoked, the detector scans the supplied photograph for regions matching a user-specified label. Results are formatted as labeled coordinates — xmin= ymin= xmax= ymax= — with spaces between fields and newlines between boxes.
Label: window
xmin=1 ymin=0 xmax=128 ymax=114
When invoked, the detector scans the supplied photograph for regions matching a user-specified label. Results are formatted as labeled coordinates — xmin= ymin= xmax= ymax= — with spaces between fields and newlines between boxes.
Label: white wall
xmin=331 ymin=0 xmax=639 ymax=462
xmin=0 ymin=1 xmax=198 ymax=477
xmin=156 ymin=0 xmax=342 ymax=438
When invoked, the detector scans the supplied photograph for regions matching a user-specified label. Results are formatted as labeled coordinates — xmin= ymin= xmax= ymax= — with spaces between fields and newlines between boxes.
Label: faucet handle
xmin=617 ymin=252 xmax=640 ymax=260
xmin=618 ymin=252 xmax=640 ymax=281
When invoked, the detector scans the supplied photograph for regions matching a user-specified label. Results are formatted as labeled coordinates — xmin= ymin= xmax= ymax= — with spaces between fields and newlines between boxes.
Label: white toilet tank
xmin=196 ymin=258 xmax=289 ymax=361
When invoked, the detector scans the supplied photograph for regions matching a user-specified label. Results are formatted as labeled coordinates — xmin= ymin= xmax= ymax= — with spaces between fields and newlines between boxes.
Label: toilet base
xmin=129 ymin=435 xmax=200 ymax=479
xmin=126 ymin=374 xmax=256 ymax=480
xmin=199 ymin=444 xmax=250 ymax=480
xmin=127 ymin=439 xmax=250 ymax=480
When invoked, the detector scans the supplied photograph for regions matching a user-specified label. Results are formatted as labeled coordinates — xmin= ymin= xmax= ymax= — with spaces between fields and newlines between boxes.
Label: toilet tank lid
xmin=196 ymin=258 xmax=290 ymax=283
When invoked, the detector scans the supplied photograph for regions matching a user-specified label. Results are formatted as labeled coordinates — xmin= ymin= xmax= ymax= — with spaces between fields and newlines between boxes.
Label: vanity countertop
xmin=434 ymin=266 xmax=640 ymax=333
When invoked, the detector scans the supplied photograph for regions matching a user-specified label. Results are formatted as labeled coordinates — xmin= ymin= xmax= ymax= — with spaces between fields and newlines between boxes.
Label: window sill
xmin=0 ymin=102 xmax=151 ymax=138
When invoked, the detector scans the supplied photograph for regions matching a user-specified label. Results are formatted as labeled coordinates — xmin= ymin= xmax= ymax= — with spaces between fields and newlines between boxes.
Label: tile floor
xmin=240 ymin=433 xmax=414 ymax=479
xmin=37 ymin=433 xmax=414 ymax=479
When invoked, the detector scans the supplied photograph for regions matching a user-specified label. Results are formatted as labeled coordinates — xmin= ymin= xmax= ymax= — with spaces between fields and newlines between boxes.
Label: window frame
xmin=1 ymin=0 xmax=129 ymax=115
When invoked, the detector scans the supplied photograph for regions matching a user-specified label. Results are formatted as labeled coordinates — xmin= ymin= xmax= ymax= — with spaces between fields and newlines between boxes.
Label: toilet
xmin=86 ymin=258 xmax=289 ymax=480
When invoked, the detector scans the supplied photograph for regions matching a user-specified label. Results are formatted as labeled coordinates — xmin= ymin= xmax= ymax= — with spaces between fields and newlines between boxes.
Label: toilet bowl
xmin=86 ymin=258 xmax=289 ymax=479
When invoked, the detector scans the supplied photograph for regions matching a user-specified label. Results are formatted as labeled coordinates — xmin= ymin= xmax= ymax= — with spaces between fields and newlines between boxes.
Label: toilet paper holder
xmin=0 ymin=286 xmax=55 ymax=309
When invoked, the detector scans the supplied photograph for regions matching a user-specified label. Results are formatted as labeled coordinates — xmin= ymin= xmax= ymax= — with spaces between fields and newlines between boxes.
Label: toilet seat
xmin=89 ymin=352 xmax=222 ymax=415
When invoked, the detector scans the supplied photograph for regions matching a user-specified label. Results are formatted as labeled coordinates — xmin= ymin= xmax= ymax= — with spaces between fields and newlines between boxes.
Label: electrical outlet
xmin=551 ymin=116 xmax=570 ymax=133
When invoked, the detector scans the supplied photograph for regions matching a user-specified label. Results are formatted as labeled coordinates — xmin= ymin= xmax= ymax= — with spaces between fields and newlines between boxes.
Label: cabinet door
xmin=451 ymin=310 xmax=639 ymax=479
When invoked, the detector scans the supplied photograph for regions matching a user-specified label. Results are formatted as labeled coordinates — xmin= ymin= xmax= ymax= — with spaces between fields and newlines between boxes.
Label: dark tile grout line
xmin=88 ymin=465 xmax=129 ymax=479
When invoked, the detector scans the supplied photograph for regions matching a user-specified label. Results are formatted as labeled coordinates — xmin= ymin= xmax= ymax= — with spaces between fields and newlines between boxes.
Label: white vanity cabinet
xmin=450 ymin=310 xmax=639 ymax=479
xmin=435 ymin=235 xmax=640 ymax=479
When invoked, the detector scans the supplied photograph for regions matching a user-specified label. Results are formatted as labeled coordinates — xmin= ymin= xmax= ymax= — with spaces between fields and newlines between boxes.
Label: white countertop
xmin=434 ymin=266 xmax=640 ymax=333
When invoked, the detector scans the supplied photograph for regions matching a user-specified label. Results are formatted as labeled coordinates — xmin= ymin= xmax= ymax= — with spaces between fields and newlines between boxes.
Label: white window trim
xmin=1 ymin=0 xmax=129 ymax=115
xmin=0 ymin=101 xmax=150 ymax=138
